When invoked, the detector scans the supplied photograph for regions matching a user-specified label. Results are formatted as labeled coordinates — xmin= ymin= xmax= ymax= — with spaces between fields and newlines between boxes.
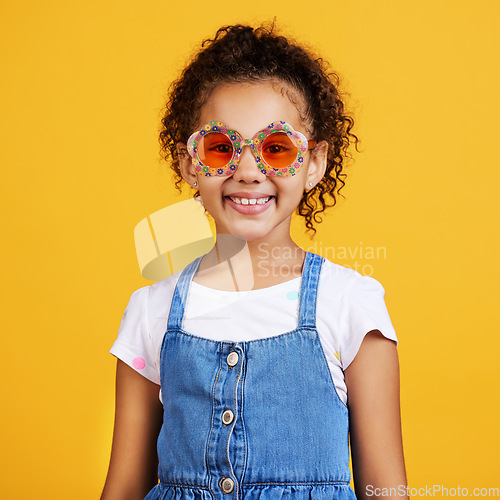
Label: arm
xmin=101 ymin=359 xmax=164 ymax=500
xmin=344 ymin=330 xmax=408 ymax=500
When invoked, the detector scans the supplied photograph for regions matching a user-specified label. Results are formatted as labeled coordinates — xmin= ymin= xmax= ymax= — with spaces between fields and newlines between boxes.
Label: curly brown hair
xmin=159 ymin=22 xmax=359 ymax=237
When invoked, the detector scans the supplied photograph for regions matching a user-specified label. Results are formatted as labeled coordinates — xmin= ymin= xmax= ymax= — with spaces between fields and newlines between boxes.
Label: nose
xmin=231 ymin=141 xmax=266 ymax=183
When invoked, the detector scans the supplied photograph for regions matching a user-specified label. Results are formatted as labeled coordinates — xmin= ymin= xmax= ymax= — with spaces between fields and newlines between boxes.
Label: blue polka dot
xmin=286 ymin=290 xmax=299 ymax=300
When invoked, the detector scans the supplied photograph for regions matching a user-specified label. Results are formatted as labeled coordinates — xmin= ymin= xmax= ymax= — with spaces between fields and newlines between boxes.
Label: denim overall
xmin=145 ymin=251 xmax=357 ymax=500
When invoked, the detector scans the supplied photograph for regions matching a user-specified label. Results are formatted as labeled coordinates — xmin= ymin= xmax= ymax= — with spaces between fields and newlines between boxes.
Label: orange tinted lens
xmin=198 ymin=132 xmax=233 ymax=168
xmin=261 ymin=132 xmax=298 ymax=168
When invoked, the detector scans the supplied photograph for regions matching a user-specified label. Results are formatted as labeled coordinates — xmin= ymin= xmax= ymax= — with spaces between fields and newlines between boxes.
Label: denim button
xmin=226 ymin=351 xmax=239 ymax=367
xmin=220 ymin=477 xmax=234 ymax=493
xmin=222 ymin=409 xmax=234 ymax=425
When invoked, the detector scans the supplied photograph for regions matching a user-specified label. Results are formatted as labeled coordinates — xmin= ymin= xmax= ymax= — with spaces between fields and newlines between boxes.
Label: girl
xmin=101 ymin=23 xmax=408 ymax=500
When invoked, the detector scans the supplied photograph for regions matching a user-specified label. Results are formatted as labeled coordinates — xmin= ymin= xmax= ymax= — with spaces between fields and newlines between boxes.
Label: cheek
xmin=198 ymin=179 xmax=226 ymax=201
xmin=273 ymin=182 xmax=305 ymax=208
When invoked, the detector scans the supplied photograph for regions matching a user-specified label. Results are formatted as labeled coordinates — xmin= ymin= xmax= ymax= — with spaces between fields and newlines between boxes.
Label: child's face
xmin=179 ymin=80 xmax=327 ymax=243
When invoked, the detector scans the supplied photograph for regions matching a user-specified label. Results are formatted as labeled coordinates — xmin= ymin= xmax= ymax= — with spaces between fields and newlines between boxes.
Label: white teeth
xmin=229 ymin=196 xmax=271 ymax=205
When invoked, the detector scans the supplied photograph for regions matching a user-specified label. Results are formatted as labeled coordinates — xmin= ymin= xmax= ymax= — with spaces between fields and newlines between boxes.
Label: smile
xmin=228 ymin=196 xmax=272 ymax=205
xmin=224 ymin=195 xmax=275 ymax=214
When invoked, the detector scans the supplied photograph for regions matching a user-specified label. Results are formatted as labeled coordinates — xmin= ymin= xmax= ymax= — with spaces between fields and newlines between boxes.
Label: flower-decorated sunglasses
xmin=186 ymin=121 xmax=317 ymax=177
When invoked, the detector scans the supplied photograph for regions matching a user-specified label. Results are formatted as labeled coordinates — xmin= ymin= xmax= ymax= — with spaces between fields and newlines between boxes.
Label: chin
xmin=226 ymin=223 xmax=271 ymax=242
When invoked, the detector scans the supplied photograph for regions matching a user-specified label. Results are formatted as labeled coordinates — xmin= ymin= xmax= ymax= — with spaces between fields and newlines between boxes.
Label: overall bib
xmin=145 ymin=251 xmax=357 ymax=500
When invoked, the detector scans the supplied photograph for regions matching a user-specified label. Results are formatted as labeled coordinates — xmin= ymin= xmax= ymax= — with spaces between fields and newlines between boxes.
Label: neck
xmin=197 ymin=233 xmax=306 ymax=291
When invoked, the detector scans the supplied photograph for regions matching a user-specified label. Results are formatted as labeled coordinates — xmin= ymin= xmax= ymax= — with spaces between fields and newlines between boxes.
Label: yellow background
xmin=1 ymin=0 xmax=499 ymax=497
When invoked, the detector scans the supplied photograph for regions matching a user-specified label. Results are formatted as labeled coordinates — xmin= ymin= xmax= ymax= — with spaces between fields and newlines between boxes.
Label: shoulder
xmin=318 ymin=257 xmax=385 ymax=298
xmin=111 ymin=271 xmax=184 ymax=378
xmin=119 ymin=271 xmax=184 ymax=337
xmin=314 ymin=254 xmax=397 ymax=371
xmin=147 ymin=270 xmax=183 ymax=307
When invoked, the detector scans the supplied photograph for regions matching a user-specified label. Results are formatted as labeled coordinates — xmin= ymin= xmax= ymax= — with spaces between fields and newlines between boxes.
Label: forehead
xmin=197 ymin=80 xmax=310 ymax=137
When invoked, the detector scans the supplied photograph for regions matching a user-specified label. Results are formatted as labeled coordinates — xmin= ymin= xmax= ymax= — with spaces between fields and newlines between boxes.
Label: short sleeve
xmin=109 ymin=285 xmax=160 ymax=385
xmin=340 ymin=274 xmax=398 ymax=370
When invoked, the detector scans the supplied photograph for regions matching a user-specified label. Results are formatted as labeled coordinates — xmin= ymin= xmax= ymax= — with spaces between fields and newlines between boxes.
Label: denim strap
xmin=298 ymin=251 xmax=324 ymax=329
xmin=166 ymin=254 xmax=204 ymax=331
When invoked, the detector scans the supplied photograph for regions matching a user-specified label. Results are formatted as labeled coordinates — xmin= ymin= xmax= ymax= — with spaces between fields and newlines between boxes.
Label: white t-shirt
xmin=110 ymin=258 xmax=398 ymax=406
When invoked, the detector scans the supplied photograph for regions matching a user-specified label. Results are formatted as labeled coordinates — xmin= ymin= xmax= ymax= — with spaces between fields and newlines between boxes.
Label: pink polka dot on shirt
xmin=132 ymin=357 xmax=146 ymax=370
